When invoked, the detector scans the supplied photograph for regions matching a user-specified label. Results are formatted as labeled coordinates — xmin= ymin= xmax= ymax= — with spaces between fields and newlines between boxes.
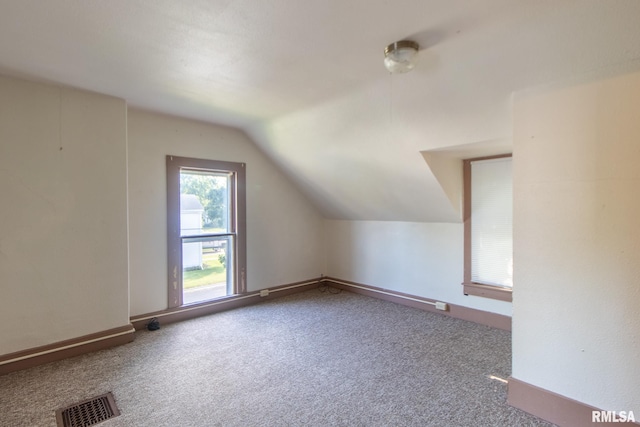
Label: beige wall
xmin=324 ymin=220 xmax=512 ymax=316
xmin=127 ymin=109 xmax=325 ymax=316
xmin=0 ymin=76 xmax=129 ymax=355
xmin=512 ymin=72 xmax=640 ymax=412
xmin=0 ymin=75 xmax=326 ymax=356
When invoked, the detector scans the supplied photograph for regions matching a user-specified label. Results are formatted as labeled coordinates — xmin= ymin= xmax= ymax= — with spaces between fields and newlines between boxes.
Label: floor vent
xmin=55 ymin=392 xmax=120 ymax=427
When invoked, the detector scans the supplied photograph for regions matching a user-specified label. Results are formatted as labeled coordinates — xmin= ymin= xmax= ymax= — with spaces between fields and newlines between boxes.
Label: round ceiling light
xmin=384 ymin=40 xmax=420 ymax=74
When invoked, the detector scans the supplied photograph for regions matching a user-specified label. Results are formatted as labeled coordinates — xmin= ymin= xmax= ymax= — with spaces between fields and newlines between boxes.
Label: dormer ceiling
xmin=2 ymin=1 xmax=640 ymax=222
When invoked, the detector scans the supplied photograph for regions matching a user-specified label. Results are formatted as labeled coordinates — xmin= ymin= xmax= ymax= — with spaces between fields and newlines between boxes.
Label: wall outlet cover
xmin=435 ymin=302 xmax=448 ymax=311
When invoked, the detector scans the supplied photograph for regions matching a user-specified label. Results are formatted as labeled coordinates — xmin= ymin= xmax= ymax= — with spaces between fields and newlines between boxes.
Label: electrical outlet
xmin=435 ymin=302 xmax=448 ymax=311
xmin=260 ymin=289 xmax=269 ymax=297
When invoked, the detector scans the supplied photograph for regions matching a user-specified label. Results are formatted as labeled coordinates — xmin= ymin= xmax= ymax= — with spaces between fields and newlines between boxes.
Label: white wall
xmin=512 ymin=72 xmax=640 ymax=412
xmin=127 ymin=109 xmax=325 ymax=316
xmin=324 ymin=220 xmax=512 ymax=316
xmin=0 ymin=76 xmax=129 ymax=355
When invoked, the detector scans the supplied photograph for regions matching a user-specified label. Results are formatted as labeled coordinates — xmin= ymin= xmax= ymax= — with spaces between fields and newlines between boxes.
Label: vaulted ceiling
xmin=2 ymin=1 xmax=640 ymax=221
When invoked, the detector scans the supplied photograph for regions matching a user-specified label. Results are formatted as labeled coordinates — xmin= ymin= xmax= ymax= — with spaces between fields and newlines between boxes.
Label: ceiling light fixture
xmin=384 ymin=40 xmax=420 ymax=74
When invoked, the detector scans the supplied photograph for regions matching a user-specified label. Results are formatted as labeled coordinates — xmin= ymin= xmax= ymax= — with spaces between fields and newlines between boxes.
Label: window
xmin=167 ymin=156 xmax=246 ymax=307
xmin=463 ymin=155 xmax=512 ymax=302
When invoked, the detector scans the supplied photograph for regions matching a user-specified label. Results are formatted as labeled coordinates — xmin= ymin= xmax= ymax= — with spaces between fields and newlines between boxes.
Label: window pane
xmin=180 ymin=170 xmax=230 ymax=236
xmin=182 ymin=237 xmax=234 ymax=304
xmin=471 ymin=157 xmax=513 ymax=287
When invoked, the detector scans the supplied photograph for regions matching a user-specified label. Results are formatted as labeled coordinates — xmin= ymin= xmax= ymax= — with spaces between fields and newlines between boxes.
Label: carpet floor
xmin=0 ymin=288 xmax=555 ymax=426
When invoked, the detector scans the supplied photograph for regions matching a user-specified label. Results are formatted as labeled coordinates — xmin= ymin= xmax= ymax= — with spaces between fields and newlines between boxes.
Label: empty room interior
xmin=1 ymin=1 xmax=639 ymax=426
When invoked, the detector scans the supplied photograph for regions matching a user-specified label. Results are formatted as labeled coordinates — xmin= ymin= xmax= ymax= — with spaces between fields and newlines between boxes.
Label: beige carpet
xmin=0 ymin=288 xmax=555 ymax=426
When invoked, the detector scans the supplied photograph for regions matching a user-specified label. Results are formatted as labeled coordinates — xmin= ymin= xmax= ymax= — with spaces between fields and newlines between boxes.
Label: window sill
xmin=463 ymin=282 xmax=512 ymax=302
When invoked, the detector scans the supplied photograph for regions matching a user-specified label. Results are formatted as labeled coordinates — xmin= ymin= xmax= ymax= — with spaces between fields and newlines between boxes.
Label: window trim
xmin=462 ymin=154 xmax=513 ymax=303
xmin=166 ymin=155 xmax=246 ymax=308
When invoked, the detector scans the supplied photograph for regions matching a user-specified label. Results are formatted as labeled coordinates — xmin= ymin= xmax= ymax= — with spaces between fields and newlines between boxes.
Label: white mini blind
xmin=471 ymin=157 xmax=513 ymax=288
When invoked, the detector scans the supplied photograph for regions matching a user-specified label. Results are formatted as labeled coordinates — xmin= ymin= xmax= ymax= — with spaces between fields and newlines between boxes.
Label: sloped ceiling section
xmin=247 ymin=81 xmax=462 ymax=222
xmin=422 ymin=139 xmax=513 ymax=219
xmin=2 ymin=1 xmax=640 ymax=222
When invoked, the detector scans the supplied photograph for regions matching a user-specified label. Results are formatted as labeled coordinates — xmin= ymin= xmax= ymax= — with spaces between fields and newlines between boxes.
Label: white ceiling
xmin=2 ymin=1 xmax=640 ymax=222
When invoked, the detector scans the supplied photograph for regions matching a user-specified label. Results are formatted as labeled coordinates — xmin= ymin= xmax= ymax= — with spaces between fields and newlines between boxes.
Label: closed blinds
xmin=470 ymin=157 xmax=513 ymax=287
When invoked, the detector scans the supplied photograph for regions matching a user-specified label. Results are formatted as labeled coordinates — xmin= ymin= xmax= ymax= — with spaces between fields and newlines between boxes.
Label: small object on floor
xmin=146 ymin=318 xmax=160 ymax=331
